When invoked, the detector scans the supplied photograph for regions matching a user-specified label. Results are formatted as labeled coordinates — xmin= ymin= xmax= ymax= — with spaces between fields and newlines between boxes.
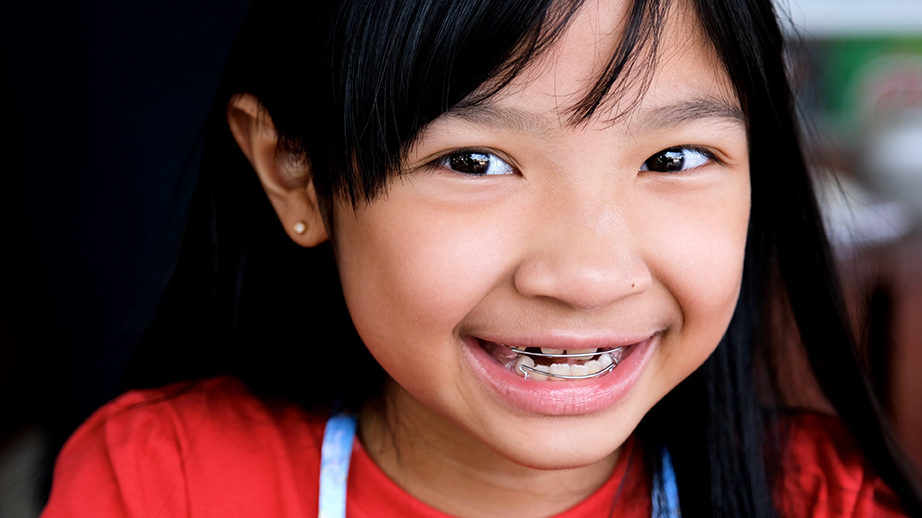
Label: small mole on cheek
xmin=631 ymin=283 xmax=635 ymax=288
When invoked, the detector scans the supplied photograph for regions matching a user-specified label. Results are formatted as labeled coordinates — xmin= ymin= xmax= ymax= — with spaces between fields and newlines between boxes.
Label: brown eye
xmin=439 ymin=151 xmax=514 ymax=176
xmin=641 ymin=147 xmax=712 ymax=173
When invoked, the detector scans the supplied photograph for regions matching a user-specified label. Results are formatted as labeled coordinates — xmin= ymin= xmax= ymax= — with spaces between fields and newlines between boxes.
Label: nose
xmin=512 ymin=201 xmax=651 ymax=311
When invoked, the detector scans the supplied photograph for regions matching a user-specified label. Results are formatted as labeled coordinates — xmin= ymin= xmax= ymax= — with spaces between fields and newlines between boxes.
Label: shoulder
xmin=41 ymin=376 xmax=326 ymax=518
xmin=775 ymin=412 xmax=908 ymax=518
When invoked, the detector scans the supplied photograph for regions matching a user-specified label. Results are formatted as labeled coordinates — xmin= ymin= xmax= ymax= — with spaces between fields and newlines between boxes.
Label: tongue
xmin=479 ymin=341 xmax=516 ymax=367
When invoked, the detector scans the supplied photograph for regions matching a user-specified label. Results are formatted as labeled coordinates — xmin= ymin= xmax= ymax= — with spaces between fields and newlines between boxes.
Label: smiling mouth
xmin=478 ymin=340 xmax=630 ymax=381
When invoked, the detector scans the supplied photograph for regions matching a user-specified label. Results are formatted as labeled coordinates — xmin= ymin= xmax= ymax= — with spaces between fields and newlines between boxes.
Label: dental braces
xmin=513 ymin=346 xmax=625 ymax=380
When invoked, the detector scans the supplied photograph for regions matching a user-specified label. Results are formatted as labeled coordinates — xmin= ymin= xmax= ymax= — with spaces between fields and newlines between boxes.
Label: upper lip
xmin=473 ymin=332 xmax=658 ymax=351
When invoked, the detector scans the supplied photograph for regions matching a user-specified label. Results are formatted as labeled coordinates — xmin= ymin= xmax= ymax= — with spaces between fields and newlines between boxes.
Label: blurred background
xmin=1 ymin=1 xmax=921 ymax=516
xmin=780 ymin=0 xmax=922 ymax=478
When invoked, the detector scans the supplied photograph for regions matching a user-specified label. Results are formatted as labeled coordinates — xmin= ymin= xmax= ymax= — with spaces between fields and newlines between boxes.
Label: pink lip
xmin=461 ymin=333 xmax=660 ymax=416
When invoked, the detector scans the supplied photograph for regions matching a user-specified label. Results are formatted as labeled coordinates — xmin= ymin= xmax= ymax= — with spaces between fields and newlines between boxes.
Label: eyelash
xmin=432 ymin=145 xmax=718 ymax=177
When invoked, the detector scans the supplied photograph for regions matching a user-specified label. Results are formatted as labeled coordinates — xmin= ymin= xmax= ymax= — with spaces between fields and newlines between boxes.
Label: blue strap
xmin=318 ymin=413 xmax=357 ymax=518
xmin=651 ymin=448 xmax=681 ymax=517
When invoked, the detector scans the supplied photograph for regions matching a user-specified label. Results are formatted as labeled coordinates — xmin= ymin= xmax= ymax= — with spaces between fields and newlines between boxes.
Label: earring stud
xmin=293 ymin=221 xmax=308 ymax=235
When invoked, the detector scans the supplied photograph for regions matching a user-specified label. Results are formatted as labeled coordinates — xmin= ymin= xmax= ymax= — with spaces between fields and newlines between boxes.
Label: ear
xmin=226 ymin=94 xmax=328 ymax=247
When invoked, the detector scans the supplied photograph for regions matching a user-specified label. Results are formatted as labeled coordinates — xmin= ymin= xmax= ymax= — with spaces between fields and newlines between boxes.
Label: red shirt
xmin=40 ymin=376 xmax=906 ymax=517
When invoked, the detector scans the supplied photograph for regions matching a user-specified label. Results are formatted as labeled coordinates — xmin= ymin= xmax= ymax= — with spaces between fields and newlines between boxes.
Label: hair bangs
xmin=316 ymin=0 xmax=575 ymax=204
xmin=567 ymin=0 xmax=669 ymax=124
xmin=246 ymin=0 xmax=677 ymax=206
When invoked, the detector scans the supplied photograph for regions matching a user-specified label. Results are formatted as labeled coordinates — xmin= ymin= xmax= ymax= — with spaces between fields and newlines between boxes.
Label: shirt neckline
xmin=346 ymin=434 xmax=647 ymax=518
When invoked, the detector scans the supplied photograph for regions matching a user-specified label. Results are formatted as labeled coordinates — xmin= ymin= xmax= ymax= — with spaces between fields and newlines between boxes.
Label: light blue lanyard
xmin=318 ymin=413 xmax=357 ymax=518
xmin=318 ymin=413 xmax=681 ymax=517
xmin=651 ymin=448 xmax=681 ymax=517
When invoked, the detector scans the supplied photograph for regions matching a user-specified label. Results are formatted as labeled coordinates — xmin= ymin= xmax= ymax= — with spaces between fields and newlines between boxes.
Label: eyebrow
xmin=441 ymin=96 xmax=746 ymax=134
xmin=640 ymin=97 xmax=746 ymax=131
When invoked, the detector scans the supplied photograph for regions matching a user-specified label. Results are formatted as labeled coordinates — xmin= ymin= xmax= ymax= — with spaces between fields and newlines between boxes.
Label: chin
xmin=478 ymin=413 xmax=637 ymax=471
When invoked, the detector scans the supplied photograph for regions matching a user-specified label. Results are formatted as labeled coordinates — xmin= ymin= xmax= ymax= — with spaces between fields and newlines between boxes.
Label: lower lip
xmin=461 ymin=334 xmax=659 ymax=416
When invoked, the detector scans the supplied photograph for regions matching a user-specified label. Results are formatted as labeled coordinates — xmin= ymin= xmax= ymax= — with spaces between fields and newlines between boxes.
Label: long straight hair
xmin=143 ymin=0 xmax=922 ymax=515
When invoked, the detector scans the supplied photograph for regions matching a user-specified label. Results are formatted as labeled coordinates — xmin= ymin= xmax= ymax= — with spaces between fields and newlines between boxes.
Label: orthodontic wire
xmin=506 ymin=346 xmax=626 ymax=359
xmin=518 ymin=362 xmax=618 ymax=380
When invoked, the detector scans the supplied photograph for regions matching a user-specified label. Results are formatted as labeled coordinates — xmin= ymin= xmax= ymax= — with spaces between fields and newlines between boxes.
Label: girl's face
xmin=334 ymin=0 xmax=749 ymax=470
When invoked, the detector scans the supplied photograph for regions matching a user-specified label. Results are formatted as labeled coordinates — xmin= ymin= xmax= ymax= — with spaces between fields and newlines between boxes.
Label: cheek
xmin=640 ymin=177 xmax=750 ymax=360
xmin=332 ymin=199 xmax=513 ymax=349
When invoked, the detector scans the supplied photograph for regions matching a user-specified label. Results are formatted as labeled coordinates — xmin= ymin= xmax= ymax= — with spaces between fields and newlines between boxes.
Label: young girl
xmin=40 ymin=0 xmax=922 ymax=516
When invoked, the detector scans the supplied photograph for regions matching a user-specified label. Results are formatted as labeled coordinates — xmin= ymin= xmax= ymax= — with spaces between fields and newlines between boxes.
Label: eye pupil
xmin=450 ymin=153 xmax=490 ymax=175
xmin=648 ymin=149 xmax=684 ymax=172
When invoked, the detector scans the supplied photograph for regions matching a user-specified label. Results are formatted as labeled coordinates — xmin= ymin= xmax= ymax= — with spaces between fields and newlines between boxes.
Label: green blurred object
xmin=817 ymin=37 xmax=922 ymax=140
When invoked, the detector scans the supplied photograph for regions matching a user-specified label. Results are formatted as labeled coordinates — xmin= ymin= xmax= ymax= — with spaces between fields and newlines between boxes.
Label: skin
xmin=229 ymin=0 xmax=750 ymax=516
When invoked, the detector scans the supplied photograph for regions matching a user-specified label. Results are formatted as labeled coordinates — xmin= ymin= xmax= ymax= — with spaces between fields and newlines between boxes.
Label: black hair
xmin=138 ymin=0 xmax=922 ymax=516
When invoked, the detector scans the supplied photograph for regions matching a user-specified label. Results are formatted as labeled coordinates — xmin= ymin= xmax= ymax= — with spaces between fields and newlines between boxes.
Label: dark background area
xmin=1 ymin=2 xmax=250 ymax=514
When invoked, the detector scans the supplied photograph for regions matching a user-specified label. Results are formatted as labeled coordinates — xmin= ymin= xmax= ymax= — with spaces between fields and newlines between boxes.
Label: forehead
xmin=470 ymin=0 xmax=738 ymax=128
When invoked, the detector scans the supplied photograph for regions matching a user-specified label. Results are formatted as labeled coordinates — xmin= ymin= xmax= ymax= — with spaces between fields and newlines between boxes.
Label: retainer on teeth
xmin=519 ymin=362 xmax=616 ymax=379
xmin=509 ymin=346 xmax=626 ymax=381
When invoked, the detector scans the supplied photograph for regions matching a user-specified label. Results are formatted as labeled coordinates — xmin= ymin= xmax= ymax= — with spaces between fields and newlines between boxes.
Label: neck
xmin=358 ymin=382 xmax=620 ymax=518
